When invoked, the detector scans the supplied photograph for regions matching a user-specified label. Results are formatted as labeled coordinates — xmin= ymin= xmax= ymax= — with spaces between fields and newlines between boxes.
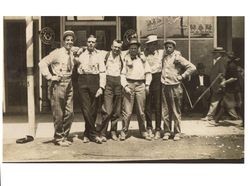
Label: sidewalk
xmin=2 ymin=113 xmax=244 ymax=162
xmin=3 ymin=113 xmax=244 ymax=143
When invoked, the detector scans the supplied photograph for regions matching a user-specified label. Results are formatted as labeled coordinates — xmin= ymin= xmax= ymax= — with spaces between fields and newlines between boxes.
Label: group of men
xmin=38 ymin=30 xmax=205 ymax=146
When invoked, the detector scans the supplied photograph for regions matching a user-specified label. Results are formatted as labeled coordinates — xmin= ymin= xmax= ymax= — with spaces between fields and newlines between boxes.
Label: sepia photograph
xmin=1 ymin=16 xmax=245 ymax=163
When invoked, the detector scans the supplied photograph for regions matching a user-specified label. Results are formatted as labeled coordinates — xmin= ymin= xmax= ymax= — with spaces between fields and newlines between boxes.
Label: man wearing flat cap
xmin=120 ymin=38 xmax=152 ymax=141
xmin=161 ymin=39 xmax=196 ymax=141
xmin=76 ymin=35 xmax=106 ymax=144
xmin=143 ymin=34 xmax=164 ymax=140
xmin=38 ymin=30 xmax=77 ymax=147
xmin=202 ymin=47 xmax=227 ymax=121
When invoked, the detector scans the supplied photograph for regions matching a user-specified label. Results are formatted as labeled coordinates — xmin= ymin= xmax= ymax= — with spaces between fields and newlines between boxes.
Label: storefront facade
xmin=3 ymin=16 xmax=244 ymax=114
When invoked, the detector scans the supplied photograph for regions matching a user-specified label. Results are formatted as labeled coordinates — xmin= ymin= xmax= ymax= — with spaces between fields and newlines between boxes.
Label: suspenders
xmin=104 ymin=51 xmax=123 ymax=72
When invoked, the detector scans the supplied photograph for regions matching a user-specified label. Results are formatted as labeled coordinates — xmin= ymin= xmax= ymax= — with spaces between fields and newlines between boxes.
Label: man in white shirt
xmin=38 ymin=30 xmax=76 ymax=147
xmin=97 ymin=39 xmax=124 ymax=141
xmin=144 ymin=35 xmax=164 ymax=140
xmin=77 ymin=35 xmax=106 ymax=144
xmin=120 ymin=38 xmax=152 ymax=141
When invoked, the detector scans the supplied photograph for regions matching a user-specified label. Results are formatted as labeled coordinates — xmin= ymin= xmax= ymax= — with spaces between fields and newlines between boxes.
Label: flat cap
xmin=63 ymin=30 xmax=75 ymax=41
xmin=164 ymin=39 xmax=176 ymax=47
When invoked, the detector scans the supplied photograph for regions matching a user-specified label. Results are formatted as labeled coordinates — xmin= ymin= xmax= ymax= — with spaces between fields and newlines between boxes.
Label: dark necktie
xmin=67 ymin=50 xmax=72 ymax=72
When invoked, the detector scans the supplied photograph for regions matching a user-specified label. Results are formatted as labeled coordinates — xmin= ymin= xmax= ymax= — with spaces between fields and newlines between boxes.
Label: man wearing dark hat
xmin=120 ymin=38 xmax=152 ymax=141
xmin=201 ymin=47 xmax=227 ymax=121
xmin=38 ymin=30 xmax=77 ymax=146
xmin=76 ymin=35 xmax=106 ymax=144
xmin=161 ymin=39 xmax=196 ymax=141
xmin=190 ymin=63 xmax=210 ymax=117
xmin=144 ymin=34 xmax=164 ymax=140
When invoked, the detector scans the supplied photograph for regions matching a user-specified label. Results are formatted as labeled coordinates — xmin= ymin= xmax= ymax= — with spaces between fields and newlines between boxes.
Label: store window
xmin=64 ymin=16 xmax=116 ymax=50
xmin=137 ymin=16 xmax=215 ymax=71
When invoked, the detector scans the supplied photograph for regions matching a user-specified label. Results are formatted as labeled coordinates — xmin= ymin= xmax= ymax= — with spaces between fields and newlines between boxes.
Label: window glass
xmin=190 ymin=16 xmax=214 ymax=38
xmin=137 ymin=16 xmax=164 ymax=38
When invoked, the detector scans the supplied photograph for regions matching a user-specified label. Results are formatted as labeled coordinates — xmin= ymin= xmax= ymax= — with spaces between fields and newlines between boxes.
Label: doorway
xmin=4 ymin=20 xmax=40 ymax=114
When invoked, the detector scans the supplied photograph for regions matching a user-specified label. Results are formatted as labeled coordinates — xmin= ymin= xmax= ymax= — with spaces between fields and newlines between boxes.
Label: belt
xmin=126 ymin=78 xmax=145 ymax=83
xmin=60 ymin=76 xmax=72 ymax=81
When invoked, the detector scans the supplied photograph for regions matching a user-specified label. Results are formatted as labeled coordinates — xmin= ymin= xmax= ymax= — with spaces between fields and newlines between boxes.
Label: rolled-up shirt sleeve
xmin=121 ymin=60 xmax=128 ymax=88
xmin=144 ymin=60 xmax=152 ymax=85
xmin=38 ymin=49 xmax=57 ymax=80
xmin=99 ymin=51 xmax=107 ymax=88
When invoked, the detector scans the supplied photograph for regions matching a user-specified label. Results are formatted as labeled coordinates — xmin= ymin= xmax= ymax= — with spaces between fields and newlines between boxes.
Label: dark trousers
xmin=162 ymin=84 xmax=183 ymax=135
xmin=78 ymin=74 xmax=101 ymax=141
xmin=50 ymin=79 xmax=74 ymax=141
xmin=192 ymin=86 xmax=210 ymax=117
xmin=97 ymin=76 xmax=122 ymax=137
xmin=214 ymin=92 xmax=239 ymax=122
xmin=145 ymin=72 xmax=162 ymax=131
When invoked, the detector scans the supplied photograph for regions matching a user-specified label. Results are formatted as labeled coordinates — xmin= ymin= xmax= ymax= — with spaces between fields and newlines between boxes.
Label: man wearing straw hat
xmin=144 ymin=34 xmax=164 ymax=140
xmin=161 ymin=39 xmax=196 ymax=141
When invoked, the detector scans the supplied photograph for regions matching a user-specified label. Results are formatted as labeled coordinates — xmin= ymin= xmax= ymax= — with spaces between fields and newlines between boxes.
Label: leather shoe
xmin=54 ymin=140 xmax=69 ymax=147
xmin=111 ymin=131 xmax=118 ymax=141
xmin=154 ymin=131 xmax=161 ymax=140
xmin=16 ymin=135 xmax=34 ymax=144
xmin=120 ymin=131 xmax=126 ymax=141
xmin=83 ymin=136 xmax=90 ymax=143
xmin=147 ymin=129 xmax=154 ymax=138
xmin=100 ymin=136 xmax=107 ymax=142
xmin=162 ymin=133 xmax=170 ymax=140
xmin=94 ymin=136 xmax=102 ymax=144
xmin=173 ymin=134 xmax=181 ymax=141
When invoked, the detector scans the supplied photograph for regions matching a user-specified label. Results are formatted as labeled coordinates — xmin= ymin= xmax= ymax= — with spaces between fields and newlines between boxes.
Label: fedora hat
xmin=164 ymin=39 xmax=176 ymax=47
xmin=129 ymin=38 xmax=141 ymax=47
xmin=63 ymin=30 xmax=75 ymax=41
xmin=212 ymin=47 xmax=225 ymax=53
xmin=145 ymin=34 xmax=158 ymax=44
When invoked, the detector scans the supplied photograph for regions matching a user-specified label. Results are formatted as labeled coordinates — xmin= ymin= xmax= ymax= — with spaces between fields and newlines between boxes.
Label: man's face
xmin=87 ymin=39 xmax=96 ymax=52
xmin=111 ymin=41 xmax=122 ymax=56
xmin=63 ymin=35 xmax=74 ymax=50
xmin=129 ymin=44 xmax=139 ymax=57
xmin=165 ymin=43 xmax=175 ymax=55
xmin=147 ymin=41 xmax=157 ymax=53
